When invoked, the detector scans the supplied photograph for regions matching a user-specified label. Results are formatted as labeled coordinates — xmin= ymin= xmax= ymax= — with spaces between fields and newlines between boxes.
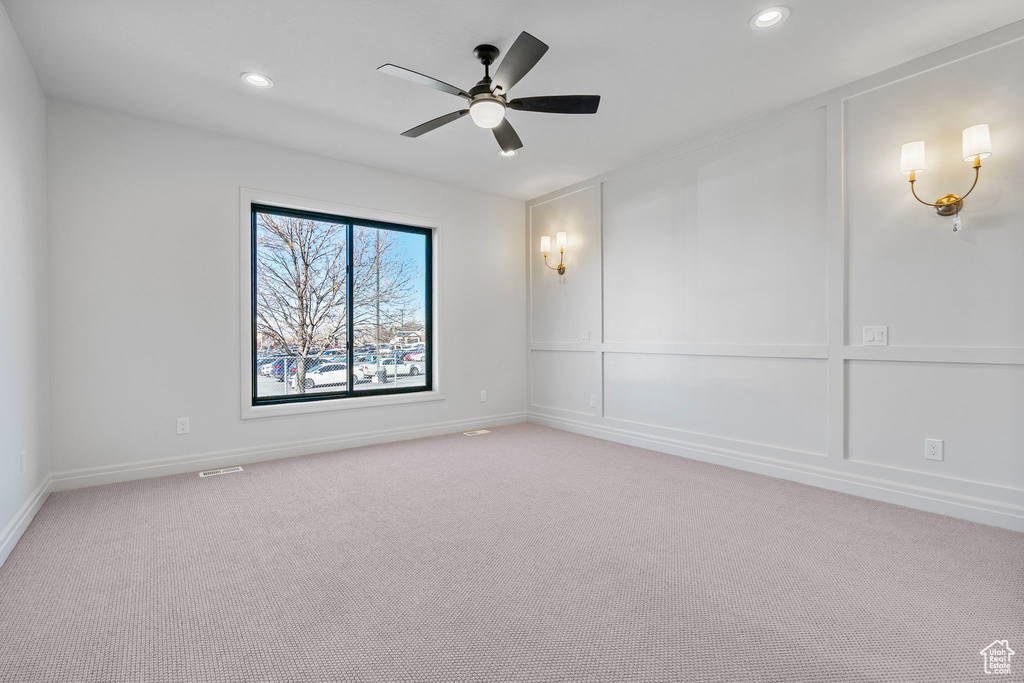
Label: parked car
xmin=281 ymin=358 xmax=331 ymax=379
xmin=357 ymin=359 xmax=376 ymax=380
xmin=265 ymin=359 xmax=288 ymax=379
xmin=259 ymin=357 xmax=286 ymax=376
xmin=261 ymin=357 xmax=327 ymax=381
xmin=290 ymin=362 xmax=348 ymax=389
xmin=358 ymin=358 xmax=424 ymax=381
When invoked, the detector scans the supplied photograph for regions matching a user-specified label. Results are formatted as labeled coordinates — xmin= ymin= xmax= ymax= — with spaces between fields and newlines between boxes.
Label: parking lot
xmin=255 ymin=371 xmax=427 ymax=398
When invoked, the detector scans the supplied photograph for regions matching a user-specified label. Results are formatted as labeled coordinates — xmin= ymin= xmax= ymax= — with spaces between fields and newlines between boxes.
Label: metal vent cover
xmin=199 ymin=466 xmax=244 ymax=478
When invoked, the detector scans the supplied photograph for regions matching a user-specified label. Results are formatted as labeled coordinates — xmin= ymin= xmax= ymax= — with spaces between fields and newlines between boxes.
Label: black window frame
xmin=250 ymin=203 xmax=433 ymax=407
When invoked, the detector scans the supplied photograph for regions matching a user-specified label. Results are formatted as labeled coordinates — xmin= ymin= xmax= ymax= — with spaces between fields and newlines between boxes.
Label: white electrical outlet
xmin=580 ymin=329 xmax=590 ymax=342
xmin=176 ymin=417 xmax=190 ymax=435
xmin=925 ymin=438 xmax=943 ymax=461
xmin=479 ymin=390 xmax=487 ymax=403
xmin=589 ymin=394 xmax=597 ymax=408
xmin=20 ymin=451 xmax=26 ymax=475
xmin=863 ymin=326 xmax=889 ymax=346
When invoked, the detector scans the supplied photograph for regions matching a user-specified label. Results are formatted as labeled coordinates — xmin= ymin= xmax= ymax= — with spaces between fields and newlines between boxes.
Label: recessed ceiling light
xmin=498 ymin=149 xmax=517 ymax=157
xmin=750 ymin=6 xmax=790 ymax=29
xmin=241 ymin=72 xmax=273 ymax=88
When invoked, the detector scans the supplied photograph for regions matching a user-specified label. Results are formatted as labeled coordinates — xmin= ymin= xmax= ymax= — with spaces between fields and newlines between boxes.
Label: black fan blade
xmin=378 ymin=64 xmax=470 ymax=99
xmin=509 ymin=95 xmax=601 ymax=114
xmin=492 ymin=118 xmax=523 ymax=153
xmin=491 ymin=32 xmax=549 ymax=94
xmin=401 ymin=110 xmax=470 ymax=138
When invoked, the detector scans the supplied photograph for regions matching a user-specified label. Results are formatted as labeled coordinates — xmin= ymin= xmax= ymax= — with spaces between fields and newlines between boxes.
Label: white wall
xmin=526 ymin=28 xmax=1024 ymax=531
xmin=0 ymin=2 xmax=50 ymax=565
xmin=46 ymin=99 xmax=527 ymax=488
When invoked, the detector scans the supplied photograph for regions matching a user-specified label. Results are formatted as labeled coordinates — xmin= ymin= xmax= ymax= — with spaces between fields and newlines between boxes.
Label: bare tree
xmin=351 ymin=225 xmax=419 ymax=358
xmin=255 ymin=214 xmax=420 ymax=393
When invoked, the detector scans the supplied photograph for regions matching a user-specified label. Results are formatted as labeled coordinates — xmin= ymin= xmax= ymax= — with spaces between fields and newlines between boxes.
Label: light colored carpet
xmin=0 ymin=423 xmax=1021 ymax=682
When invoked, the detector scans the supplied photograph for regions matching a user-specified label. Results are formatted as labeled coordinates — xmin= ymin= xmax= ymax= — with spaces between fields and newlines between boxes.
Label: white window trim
xmin=239 ymin=188 xmax=444 ymax=419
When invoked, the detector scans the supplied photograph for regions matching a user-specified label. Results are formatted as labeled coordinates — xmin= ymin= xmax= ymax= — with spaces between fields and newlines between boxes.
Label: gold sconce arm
xmin=540 ymin=232 xmax=567 ymax=274
xmin=908 ymin=157 xmax=982 ymax=216
xmin=543 ymin=249 xmax=566 ymax=275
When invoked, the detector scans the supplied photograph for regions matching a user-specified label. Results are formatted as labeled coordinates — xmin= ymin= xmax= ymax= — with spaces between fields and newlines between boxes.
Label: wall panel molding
xmin=528 ymin=411 xmax=1024 ymax=532
xmin=526 ymin=24 xmax=1024 ymax=529
xmin=527 ymin=29 xmax=1024 ymax=209
xmin=528 ymin=344 xmax=1023 ymax=365
xmin=843 ymin=346 xmax=1024 ymax=365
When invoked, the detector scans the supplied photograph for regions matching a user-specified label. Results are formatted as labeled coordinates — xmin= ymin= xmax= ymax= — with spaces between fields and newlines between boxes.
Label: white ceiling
xmin=5 ymin=0 xmax=1024 ymax=200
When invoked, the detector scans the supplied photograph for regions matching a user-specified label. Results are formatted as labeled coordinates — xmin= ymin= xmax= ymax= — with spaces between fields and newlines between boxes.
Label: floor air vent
xmin=199 ymin=466 xmax=244 ymax=478
xmin=463 ymin=430 xmax=491 ymax=436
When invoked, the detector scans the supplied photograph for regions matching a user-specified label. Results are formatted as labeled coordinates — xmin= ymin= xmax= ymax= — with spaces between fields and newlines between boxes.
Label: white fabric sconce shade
xmin=540 ymin=233 xmax=567 ymax=274
xmin=962 ymin=124 xmax=992 ymax=162
xmin=900 ymin=141 xmax=926 ymax=175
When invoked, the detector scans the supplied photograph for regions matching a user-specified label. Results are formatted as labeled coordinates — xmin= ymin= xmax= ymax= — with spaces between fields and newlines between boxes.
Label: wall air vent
xmin=463 ymin=430 xmax=491 ymax=436
xmin=199 ymin=466 xmax=244 ymax=478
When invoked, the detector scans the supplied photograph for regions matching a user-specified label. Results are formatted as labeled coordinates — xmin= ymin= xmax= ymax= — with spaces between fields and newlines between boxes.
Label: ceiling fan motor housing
xmin=469 ymin=79 xmax=505 ymax=102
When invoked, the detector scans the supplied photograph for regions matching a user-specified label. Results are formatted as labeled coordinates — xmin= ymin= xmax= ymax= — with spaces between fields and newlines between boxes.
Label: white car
xmin=258 ymin=359 xmax=280 ymax=376
xmin=358 ymin=358 xmax=424 ymax=380
xmin=291 ymin=362 xmax=348 ymax=389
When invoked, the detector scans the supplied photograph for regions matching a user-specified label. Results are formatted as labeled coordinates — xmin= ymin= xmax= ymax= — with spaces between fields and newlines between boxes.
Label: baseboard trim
xmin=529 ymin=411 xmax=1024 ymax=532
xmin=0 ymin=476 xmax=52 ymax=568
xmin=51 ymin=412 xmax=528 ymax=491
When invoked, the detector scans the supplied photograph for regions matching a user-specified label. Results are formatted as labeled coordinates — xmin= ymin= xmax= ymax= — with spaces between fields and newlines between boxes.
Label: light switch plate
xmin=863 ymin=326 xmax=888 ymax=346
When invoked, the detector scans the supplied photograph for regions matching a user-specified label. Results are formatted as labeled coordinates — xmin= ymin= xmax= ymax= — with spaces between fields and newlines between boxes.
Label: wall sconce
xmin=540 ymin=232 xmax=567 ymax=275
xmin=900 ymin=124 xmax=992 ymax=216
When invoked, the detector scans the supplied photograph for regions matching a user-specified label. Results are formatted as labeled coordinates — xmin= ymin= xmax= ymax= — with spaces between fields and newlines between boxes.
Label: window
xmin=250 ymin=203 xmax=432 ymax=406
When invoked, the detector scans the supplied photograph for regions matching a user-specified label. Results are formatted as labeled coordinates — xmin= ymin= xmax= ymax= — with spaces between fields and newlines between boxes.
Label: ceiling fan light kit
xmin=469 ymin=99 xmax=505 ymax=128
xmin=377 ymin=32 xmax=600 ymax=154
xmin=467 ymin=43 xmax=506 ymax=129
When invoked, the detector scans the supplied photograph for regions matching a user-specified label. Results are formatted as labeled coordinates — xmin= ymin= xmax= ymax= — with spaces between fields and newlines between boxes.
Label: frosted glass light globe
xmin=470 ymin=99 xmax=506 ymax=129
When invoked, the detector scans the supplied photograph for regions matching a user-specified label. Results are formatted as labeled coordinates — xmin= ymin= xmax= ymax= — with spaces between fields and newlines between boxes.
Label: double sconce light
xmin=540 ymin=232 xmax=567 ymax=275
xmin=900 ymin=124 xmax=992 ymax=216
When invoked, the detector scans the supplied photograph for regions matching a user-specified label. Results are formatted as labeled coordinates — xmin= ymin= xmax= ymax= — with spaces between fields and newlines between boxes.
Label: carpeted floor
xmin=0 ymin=423 xmax=1021 ymax=682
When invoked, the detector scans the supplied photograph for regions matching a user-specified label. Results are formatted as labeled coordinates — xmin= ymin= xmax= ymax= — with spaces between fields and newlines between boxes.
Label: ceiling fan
xmin=377 ymin=31 xmax=600 ymax=154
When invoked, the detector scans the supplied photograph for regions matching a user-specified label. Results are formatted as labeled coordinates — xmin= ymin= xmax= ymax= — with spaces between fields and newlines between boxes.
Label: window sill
xmin=240 ymin=388 xmax=445 ymax=420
